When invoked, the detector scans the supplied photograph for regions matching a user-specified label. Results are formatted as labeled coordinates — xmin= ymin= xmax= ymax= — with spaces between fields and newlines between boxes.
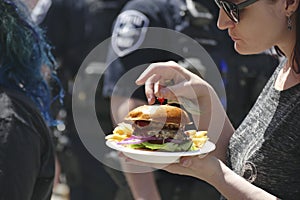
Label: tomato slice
xmin=157 ymin=97 xmax=165 ymax=105
xmin=135 ymin=120 xmax=150 ymax=127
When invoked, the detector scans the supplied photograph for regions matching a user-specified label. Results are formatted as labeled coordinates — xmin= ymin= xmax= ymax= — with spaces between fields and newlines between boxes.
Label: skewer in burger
xmin=107 ymin=104 xmax=195 ymax=152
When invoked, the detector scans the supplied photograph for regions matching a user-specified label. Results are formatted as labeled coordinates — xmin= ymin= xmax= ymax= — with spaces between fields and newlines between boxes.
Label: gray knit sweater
xmin=227 ymin=59 xmax=300 ymax=199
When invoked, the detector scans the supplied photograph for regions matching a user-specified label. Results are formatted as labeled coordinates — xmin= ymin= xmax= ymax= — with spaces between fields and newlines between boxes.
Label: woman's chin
xmin=234 ymin=45 xmax=263 ymax=55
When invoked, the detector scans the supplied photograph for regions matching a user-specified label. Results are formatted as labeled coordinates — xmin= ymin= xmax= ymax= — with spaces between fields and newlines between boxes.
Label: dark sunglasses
xmin=214 ymin=0 xmax=258 ymax=23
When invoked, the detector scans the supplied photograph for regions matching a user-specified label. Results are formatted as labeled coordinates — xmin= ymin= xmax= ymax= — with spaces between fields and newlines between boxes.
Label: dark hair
xmin=274 ymin=2 xmax=300 ymax=73
xmin=0 ymin=0 xmax=63 ymax=125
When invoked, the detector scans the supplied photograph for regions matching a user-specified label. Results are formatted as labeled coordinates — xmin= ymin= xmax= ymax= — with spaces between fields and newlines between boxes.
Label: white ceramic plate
xmin=106 ymin=140 xmax=216 ymax=164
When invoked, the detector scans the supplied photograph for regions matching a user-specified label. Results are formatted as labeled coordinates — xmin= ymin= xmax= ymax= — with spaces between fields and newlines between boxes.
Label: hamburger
xmin=107 ymin=104 xmax=195 ymax=152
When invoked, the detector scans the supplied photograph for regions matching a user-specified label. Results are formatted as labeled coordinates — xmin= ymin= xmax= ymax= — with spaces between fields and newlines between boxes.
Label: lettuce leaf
xmin=128 ymin=141 xmax=194 ymax=152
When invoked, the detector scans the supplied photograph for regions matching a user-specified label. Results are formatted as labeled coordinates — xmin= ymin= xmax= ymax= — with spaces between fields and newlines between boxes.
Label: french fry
xmin=185 ymin=130 xmax=197 ymax=137
xmin=188 ymin=130 xmax=208 ymax=148
xmin=106 ymin=122 xmax=133 ymax=142
xmin=195 ymin=131 xmax=207 ymax=137
xmin=105 ymin=134 xmax=128 ymax=141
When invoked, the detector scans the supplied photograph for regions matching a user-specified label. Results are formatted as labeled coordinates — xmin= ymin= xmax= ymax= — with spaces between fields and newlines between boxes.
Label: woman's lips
xmin=229 ymin=33 xmax=240 ymax=41
xmin=230 ymin=36 xmax=240 ymax=41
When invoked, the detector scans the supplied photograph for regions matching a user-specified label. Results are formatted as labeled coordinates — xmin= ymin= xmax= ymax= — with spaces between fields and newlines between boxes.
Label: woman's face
xmin=216 ymin=0 xmax=291 ymax=55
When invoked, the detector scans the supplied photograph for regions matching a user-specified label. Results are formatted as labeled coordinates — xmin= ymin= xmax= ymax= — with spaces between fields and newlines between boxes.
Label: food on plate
xmin=105 ymin=122 xmax=133 ymax=142
xmin=105 ymin=104 xmax=209 ymax=151
xmin=185 ymin=130 xmax=208 ymax=149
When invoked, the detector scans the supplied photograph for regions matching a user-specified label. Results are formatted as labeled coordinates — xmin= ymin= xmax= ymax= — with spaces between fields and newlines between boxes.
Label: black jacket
xmin=0 ymin=88 xmax=55 ymax=200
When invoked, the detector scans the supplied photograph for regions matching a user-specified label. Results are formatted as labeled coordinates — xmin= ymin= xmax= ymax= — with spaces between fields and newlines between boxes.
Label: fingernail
xmin=181 ymin=159 xmax=191 ymax=167
xmin=135 ymin=79 xmax=141 ymax=85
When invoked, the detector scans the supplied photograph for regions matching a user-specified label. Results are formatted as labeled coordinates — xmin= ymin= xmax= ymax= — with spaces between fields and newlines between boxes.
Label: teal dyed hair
xmin=0 ymin=0 xmax=64 ymax=126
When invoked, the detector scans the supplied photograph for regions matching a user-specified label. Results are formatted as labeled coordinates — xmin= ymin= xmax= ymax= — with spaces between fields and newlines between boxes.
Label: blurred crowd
xmin=1 ymin=0 xmax=279 ymax=200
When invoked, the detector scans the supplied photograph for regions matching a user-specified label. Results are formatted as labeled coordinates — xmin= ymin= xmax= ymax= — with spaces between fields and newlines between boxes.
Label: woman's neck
xmin=274 ymin=59 xmax=300 ymax=91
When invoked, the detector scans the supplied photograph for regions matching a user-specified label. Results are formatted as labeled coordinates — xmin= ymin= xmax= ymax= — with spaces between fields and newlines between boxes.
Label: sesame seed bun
xmin=125 ymin=104 xmax=190 ymax=125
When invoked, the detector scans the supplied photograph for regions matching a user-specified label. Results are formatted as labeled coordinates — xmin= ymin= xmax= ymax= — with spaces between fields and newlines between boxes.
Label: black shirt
xmin=228 ymin=60 xmax=300 ymax=199
xmin=0 ymin=88 xmax=55 ymax=200
xmin=102 ymin=0 xmax=183 ymax=100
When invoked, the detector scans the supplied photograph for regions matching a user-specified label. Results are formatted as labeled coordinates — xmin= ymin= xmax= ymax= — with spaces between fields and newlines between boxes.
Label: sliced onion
xmin=117 ymin=138 xmax=147 ymax=145
xmin=117 ymin=136 xmax=151 ymax=145
xmin=118 ymin=135 xmax=163 ymax=145
xmin=117 ymin=134 xmax=191 ymax=145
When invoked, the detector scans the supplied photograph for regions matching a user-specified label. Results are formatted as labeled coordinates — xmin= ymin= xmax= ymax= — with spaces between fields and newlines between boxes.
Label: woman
xmin=0 ymin=0 xmax=62 ymax=199
xmin=129 ymin=0 xmax=300 ymax=199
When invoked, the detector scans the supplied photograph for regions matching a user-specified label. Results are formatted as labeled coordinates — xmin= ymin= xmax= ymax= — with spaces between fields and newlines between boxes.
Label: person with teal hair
xmin=0 ymin=0 xmax=63 ymax=199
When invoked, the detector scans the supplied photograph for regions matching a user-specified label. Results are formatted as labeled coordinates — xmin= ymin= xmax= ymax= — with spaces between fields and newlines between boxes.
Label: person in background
xmin=102 ymin=0 xmax=221 ymax=199
xmin=0 ymin=0 xmax=63 ymax=199
xmin=129 ymin=0 xmax=300 ymax=199
xmin=102 ymin=0 xmax=278 ymax=199
xmin=41 ymin=0 xmax=128 ymax=199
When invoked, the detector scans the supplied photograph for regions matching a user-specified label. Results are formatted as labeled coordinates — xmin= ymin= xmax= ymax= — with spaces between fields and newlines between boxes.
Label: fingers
xmin=136 ymin=61 xmax=197 ymax=104
xmin=145 ymin=74 xmax=161 ymax=104
xmin=136 ymin=63 xmax=164 ymax=86
xmin=164 ymin=82 xmax=191 ymax=97
xmin=143 ymin=74 xmax=176 ymax=104
xmin=143 ymin=73 xmax=179 ymax=104
xmin=179 ymin=154 xmax=209 ymax=169
xmin=135 ymin=61 xmax=181 ymax=85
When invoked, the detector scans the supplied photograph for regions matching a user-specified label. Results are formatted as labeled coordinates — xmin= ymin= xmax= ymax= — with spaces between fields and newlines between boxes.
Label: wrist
xmin=206 ymin=159 xmax=229 ymax=186
xmin=193 ymin=89 xmax=213 ymax=131
xmin=197 ymin=157 xmax=226 ymax=185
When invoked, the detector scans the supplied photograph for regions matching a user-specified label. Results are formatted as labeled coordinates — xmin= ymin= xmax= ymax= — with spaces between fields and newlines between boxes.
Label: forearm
xmin=193 ymin=86 xmax=234 ymax=161
xmin=209 ymin=160 xmax=277 ymax=200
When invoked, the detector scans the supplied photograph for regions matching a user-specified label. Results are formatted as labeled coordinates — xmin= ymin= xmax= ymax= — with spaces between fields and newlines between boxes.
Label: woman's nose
xmin=217 ymin=9 xmax=235 ymax=30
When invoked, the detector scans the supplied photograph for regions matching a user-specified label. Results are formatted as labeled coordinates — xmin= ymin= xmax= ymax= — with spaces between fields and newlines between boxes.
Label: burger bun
xmin=125 ymin=104 xmax=190 ymax=125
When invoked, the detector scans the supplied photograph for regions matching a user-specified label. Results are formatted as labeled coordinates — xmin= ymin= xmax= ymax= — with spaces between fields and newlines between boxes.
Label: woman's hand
xmin=167 ymin=155 xmax=222 ymax=183
xmin=135 ymin=61 xmax=232 ymax=141
xmin=120 ymin=152 xmax=222 ymax=184
xmin=121 ymin=154 xmax=279 ymax=200
xmin=135 ymin=61 xmax=212 ymax=105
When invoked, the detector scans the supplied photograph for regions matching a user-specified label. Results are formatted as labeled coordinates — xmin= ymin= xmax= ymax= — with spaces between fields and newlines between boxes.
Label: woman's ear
xmin=285 ymin=0 xmax=300 ymax=15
